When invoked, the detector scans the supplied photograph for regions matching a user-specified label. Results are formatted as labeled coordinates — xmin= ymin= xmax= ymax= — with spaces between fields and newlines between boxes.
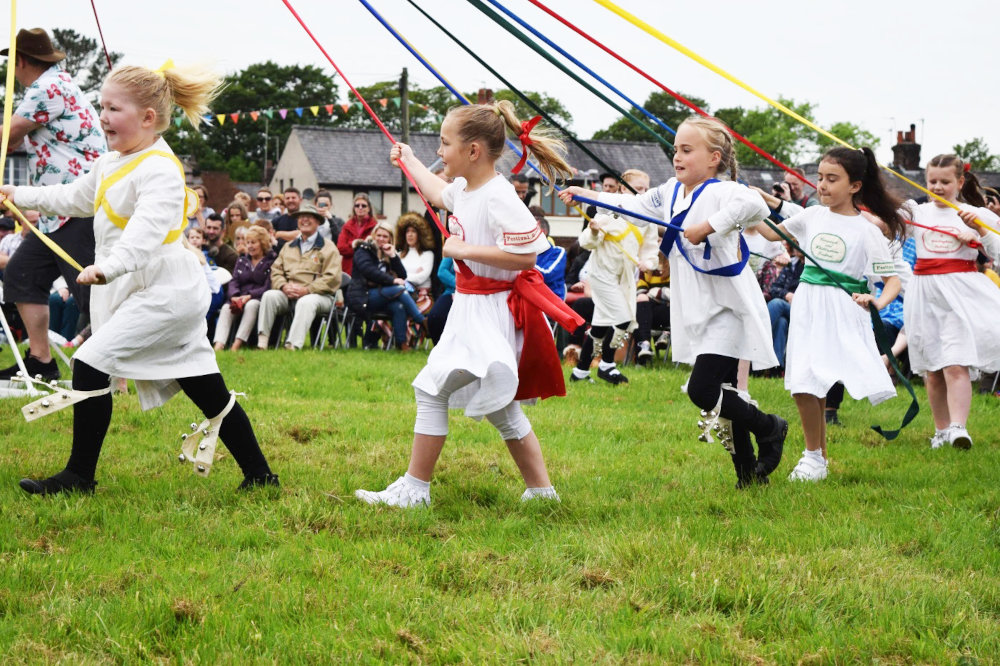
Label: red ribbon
xmin=457 ymin=269 xmax=584 ymax=401
xmin=914 ymin=258 xmax=977 ymax=275
xmin=510 ymin=115 xmax=542 ymax=175
xmin=964 ymin=162 xmax=972 ymax=173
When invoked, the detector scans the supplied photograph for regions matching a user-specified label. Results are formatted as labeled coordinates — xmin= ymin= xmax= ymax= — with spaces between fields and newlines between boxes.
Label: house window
xmin=536 ymin=186 xmax=577 ymax=217
xmin=4 ymin=156 xmax=28 ymax=186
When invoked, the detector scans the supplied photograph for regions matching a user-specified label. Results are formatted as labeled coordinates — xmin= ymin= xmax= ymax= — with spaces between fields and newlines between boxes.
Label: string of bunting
xmin=185 ymin=98 xmax=444 ymax=128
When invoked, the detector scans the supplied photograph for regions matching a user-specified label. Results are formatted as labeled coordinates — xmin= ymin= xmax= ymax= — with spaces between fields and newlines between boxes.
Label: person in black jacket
xmin=766 ymin=245 xmax=805 ymax=368
xmin=347 ymin=221 xmax=425 ymax=350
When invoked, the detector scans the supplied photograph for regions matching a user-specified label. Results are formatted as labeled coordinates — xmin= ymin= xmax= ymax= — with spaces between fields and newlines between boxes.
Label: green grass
xmin=1 ymin=348 xmax=998 ymax=664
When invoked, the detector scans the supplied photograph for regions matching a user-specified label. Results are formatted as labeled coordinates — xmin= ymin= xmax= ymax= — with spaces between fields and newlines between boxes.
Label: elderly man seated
xmin=257 ymin=203 xmax=342 ymax=350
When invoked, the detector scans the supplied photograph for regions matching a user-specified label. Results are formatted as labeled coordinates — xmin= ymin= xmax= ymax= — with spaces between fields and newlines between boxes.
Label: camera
xmin=772 ymin=183 xmax=786 ymax=195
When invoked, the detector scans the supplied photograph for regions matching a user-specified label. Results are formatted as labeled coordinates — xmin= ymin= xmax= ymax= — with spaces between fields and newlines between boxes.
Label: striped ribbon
xmin=591 ymin=0 xmax=999 ymax=238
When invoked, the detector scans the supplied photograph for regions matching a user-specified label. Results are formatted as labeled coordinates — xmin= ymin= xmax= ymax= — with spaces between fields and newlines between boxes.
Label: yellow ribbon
xmin=154 ymin=58 xmax=175 ymax=78
xmin=592 ymin=0 xmax=1000 ymax=238
xmin=2 ymin=200 xmax=85 ymax=271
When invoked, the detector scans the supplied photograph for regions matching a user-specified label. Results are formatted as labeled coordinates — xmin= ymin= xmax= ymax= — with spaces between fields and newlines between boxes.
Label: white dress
xmin=782 ymin=207 xmax=897 ymax=403
xmin=904 ymin=201 xmax=1000 ymax=374
xmin=15 ymin=138 xmax=217 ymax=409
xmin=412 ymin=174 xmax=550 ymax=418
xmin=579 ymin=214 xmax=658 ymax=329
xmin=600 ymin=178 xmax=777 ymax=369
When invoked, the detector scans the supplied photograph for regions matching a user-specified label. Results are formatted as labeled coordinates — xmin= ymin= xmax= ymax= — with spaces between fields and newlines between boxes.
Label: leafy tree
xmin=52 ymin=28 xmax=122 ymax=99
xmin=591 ymin=90 xmax=709 ymax=150
xmin=814 ymin=121 xmax=880 ymax=158
xmin=952 ymin=138 xmax=1000 ymax=171
xmin=714 ymin=99 xmax=817 ymax=167
xmin=164 ymin=61 xmax=339 ymax=182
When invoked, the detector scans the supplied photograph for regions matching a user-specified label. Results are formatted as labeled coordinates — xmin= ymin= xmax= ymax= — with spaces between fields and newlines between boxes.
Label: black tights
xmin=686 ymin=354 xmax=774 ymax=481
xmin=576 ymin=322 xmax=628 ymax=371
xmin=66 ymin=360 xmax=271 ymax=481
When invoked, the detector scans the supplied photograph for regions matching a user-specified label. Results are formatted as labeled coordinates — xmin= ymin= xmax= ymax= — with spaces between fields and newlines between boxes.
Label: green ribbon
xmin=800 ymin=265 xmax=869 ymax=294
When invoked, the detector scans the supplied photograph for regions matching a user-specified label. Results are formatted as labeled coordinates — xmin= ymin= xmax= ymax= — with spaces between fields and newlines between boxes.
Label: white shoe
xmin=355 ymin=475 xmax=430 ymax=508
xmin=521 ymin=486 xmax=561 ymax=502
xmin=655 ymin=331 xmax=671 ymax=350
xmin=929 ymin=430 xmax=948 ymax=449
xmin=610 ymin=327 xmax=630 ymax=349
xmin=636 ymin=341 xmax=653 ymax=360
xmin=788 ymin=452 xmax=828 ymax=482
xmin=947 ymin=425 xmax=973 ymax=450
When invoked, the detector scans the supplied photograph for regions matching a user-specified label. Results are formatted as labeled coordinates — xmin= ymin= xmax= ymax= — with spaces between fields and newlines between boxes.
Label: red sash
xmin=457 ymin=269 xmax=585 ymax=401
xmin=914 ymin=258 xmax=977 ymax=275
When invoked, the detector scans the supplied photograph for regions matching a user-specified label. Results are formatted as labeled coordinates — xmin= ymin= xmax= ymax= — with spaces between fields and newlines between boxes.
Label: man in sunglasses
xmin=254 ymin=188 xmax=279 ymax=223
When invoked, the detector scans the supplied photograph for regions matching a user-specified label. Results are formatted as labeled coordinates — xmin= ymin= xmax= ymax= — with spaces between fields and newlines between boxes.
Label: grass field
xmin=1 ymin=347 xmax=998 ymax=664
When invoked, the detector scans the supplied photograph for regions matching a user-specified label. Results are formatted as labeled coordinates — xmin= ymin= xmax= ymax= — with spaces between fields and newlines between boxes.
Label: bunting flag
xmin=176 ymin=95 xmax=442 ymax=128
xmin=250 ymin=111 xmax=259 ymax=121
xmin=378 ymin=98 xmax=388 ymax=108
xmin=229 ymin=112 xmax=240 ymax=124
xmin=263 ymin=109 xmax=274 ymax=119
xmin=216 ymin=114 xmax=225 ymax=126
xmin=325 ymin=104 xmax=334 ymax=114
xmin=278 ymin=109 xmax=288 ymax=119
xmin=294 ymin=107 xmax=304 ymax=117
xmin=340 ymin=103 xmax=350 ymax=113
xmin=310 ymin=105 xmax=319 ymax=116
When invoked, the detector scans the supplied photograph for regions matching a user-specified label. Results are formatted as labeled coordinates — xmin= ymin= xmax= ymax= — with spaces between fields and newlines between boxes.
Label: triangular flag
xmin=230 ymin=112 xmax=240 ymax=124
xmin=294 ymin=107 xmax=303 ymax=117
xmin=278 ymin=109 xmax=288 ymax=119
xmin=263 ymin=109 xmax=274 ymax=119
xmin=174 ymin=117 xmax=183 ymax=127
xmin=325 ymin=104 xmax=334 ymax=115
xmin=392 ymin=97 xmax=401 ymax=108
xmin=250 ymin=111 xmax=260 ymax=121
xmin=217 ymin=114 xmax=226 ymax=126
xmin=378 ymin=98 xmax=388 ymax=108
xmin=310 ymin=105 xmax=319 ymax=116
xmin=353 ymin=102 xmax=362 ymax=110
xmin=340 ymin=103 xmax=350 ymax=113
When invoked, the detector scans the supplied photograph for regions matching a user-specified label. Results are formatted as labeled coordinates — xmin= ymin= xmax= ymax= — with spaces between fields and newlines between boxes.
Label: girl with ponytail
xmin=759 ymin=147 xmax=903 ymax=481
xmin=0 ymin=62 xmax=278 ymax=495
xmin=355 ymin=100 xmax=582 ymax=508
xmin=903 ymin=155 xmax=1000 ymax=450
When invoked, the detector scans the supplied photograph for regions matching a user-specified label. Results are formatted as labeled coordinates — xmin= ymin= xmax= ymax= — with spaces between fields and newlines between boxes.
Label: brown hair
xmin=678 ymin=116 xmax=739 ymax=182
xmin=106 ymin=64 xmax=222 ymax=132
xmin=446 ymin=100 xmax=572 ymax=189
xmin=245 ymin=224 xmax=273 ymax=252
xmin=350 ymin=192 xmax=374 ymax=221
xmin=822 ymin=147 xmax=905 ymax=241
xmin=927 ymin=154 xmax=987 ymax=208
xmin=395 ymin=212 xmax=434 ymax=256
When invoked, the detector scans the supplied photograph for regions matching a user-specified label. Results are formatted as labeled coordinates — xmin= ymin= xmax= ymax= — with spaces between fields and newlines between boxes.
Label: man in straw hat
xmin=0 ymin=28 xmax=106 ymax=381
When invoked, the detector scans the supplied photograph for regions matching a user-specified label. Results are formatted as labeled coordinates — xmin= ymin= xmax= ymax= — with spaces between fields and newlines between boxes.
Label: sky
xmin=9 ymin=0 xmax=998 ymax=169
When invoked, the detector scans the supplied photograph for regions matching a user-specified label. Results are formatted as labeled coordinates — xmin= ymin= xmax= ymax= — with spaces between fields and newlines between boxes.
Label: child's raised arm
xmin=391 ymin=142 xmax=447 ymax=209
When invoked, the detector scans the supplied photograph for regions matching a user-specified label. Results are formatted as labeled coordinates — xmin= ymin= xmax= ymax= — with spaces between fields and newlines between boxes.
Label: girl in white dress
xmin=759 ymin=147 xmax=904 ymax=481
xmin=561 ymin=116 xmax=787 ymax=489
xmin=2 ymin=64 xmax=277 ymax=495
xmin=904 ymin=154 xmax=1000 ymax=450
xmin=355 ymin=101 xmax=579 ymax=508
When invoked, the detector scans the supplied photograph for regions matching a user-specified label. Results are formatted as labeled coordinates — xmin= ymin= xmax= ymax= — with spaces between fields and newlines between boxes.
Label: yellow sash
xmin=93 ymin=150 xmax=199 ymax=244
xmin=602 ymin=221 xmax=643 ymax=266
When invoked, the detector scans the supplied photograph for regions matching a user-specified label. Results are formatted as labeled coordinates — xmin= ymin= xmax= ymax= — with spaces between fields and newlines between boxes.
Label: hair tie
xmin=964 ymin=162 xmax=971 ymax=173
xmin=511 ymin=115 xmax=542 ymax=174
xmin=154 ymin=58 xmax=175 ymax=78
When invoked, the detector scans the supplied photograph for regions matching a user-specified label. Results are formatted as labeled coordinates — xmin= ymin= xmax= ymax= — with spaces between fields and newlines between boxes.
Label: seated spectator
xmin=224 ymin=200 xmax=251 ymax=245
xmin=766 ymin=245 xmax=805 ymax=368
xmin=635 ymin=254 xmax=670 ymax=365
xmin=426 ymin=256 xmax=455 ymax=345
xmin=233 ymin=224 xmax=248 ymax=256
xmin=48 ymin=276 xmax=79 ymax=342
xmin=203 ymin=213 xmax=238 ymax=274
xmin=252 ymin=218 xmax=277 ymax=247
xmin=257 ymin=203 xmax=342 ymax=350
xmin=395 ymin=212 xmax=435 ymax=314
xmin=271 ymin=193 xmax=285 ymax=216
xmin=529 ymin=208 xmax=567 ymax=300
xmin=187 ymin=184 xmax=214 ymax=231
xmin=214 ymin=226 xmax=277 ymax=351
xmin=337 ymin=193 xmax=378 ymax=275
xmin=314 ymin=190 xmax=344 ymax=244
xmin=346 ymin=221 xmax=425 ymax=351
xmin=254 ymin=187 xmax=280 ymax=223
xmin=185 ymin=228 xmax=225 ymax=332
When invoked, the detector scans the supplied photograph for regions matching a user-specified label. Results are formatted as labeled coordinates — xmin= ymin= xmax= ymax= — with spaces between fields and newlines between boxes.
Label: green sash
xmin=800 ymin=265 xmax=869 ymax=294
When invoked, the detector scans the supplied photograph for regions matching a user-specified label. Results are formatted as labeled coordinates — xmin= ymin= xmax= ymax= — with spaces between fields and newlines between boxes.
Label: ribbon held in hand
xmin=511 ymin=115 xmax=542 ymax=174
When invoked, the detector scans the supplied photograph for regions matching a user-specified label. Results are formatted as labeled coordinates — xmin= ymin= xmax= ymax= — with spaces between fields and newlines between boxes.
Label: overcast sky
xmin=12 ymin=0 xmax=998 ymax=169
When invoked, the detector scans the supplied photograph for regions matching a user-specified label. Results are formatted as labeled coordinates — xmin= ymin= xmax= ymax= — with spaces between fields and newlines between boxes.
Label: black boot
xmin=19 ymin=469 xmax=97 ymax=496
xmin=0 ymin=354 xmax=60 ymax=381
xmin=754 ymin=415 xmax=788 ymax=477
xmin=237 ymin=473 xmax=280 ymax=491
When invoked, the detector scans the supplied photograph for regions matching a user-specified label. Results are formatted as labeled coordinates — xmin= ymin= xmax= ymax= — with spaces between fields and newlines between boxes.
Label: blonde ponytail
xmin=107 ymin=63 xmax=223 ymax=132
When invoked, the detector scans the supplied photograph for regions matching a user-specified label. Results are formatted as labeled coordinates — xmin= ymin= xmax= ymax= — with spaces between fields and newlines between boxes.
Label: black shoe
xmin=0 ymin=354 xmax=60 ymax=381
xmin=825 ymin=409 xmax=842 ymax=426
xmin=597 ymin=366 xmax=629 ymax=385
xmin=754 ymin=415 xmax=787 ymax=476
xmin=237 ymin=473 xmax=280 ymax=491
xmin=19 ymin=469 xmax=96 ymax=496
xmin=735 ymin=470 xmax=770 ymax=490
xmin=569 ymin=371 xmax=594 ymax=384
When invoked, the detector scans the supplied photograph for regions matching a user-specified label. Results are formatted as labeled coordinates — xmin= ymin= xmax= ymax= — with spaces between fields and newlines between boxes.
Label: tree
xmin=591 ymin=90 xmax=709 ymax=150
xmin=952 ymin=138 xmax=1000 ymax=171
xmin=164 ymin=61 xmax=339 ymax=182
xmin=52 ymin=28 xmax=122 ymax=99
xmin=814 ymin=121 xmax=880 ymax=158
xmin=714 ymin=99 xmax=818 ymax=167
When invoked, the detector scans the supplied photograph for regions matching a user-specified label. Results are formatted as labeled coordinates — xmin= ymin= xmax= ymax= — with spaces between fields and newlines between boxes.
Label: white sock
xmin=403 ymin=472 xmax=430 ymax=488
xmin=803 ymin=449 xmax=825 ymax=463
xmin=598 ymin=360 xmax=616 ymax=372
xmin=948 ymin=422 xmax=965 ymax=429
xmin=524 ymin=486 xmax=558 ymax=499
xmin=572 ymin=368 xmax=590 ymax=379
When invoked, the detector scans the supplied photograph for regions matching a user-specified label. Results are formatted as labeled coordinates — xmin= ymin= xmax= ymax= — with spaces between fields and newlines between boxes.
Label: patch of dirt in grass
xmin=285 ymin=424 xmax=322 ymax=444
xmin=171 ymin=598 xmax=204 ymax=624
xmin=396 ymin=628 xmax=425 ymax=654
xmin=580 ymin=568 xmax=618 ymax=589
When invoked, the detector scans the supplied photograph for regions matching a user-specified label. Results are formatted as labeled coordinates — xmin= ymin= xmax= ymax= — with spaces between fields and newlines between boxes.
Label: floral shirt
xmin=14 ymin=65 xmax=106 ymax=233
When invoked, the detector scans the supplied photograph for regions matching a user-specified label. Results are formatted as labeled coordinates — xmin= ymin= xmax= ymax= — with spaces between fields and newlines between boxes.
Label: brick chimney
xmin=476 ymin=88 xmax=494 ymax=104
xmin=891 ymin=123 xmax=921 ymax=171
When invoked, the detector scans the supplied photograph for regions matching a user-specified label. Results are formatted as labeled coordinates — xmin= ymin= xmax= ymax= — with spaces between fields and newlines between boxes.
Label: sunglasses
xmin=257 ymin=196 xmax=271 ymax=201
xmin=354 ymin=203 xmax=369 ymax=208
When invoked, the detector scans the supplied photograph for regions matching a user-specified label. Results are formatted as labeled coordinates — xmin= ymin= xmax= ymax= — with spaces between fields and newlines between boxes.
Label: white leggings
xmin=414 ymin=370 xmax=532 ymax=441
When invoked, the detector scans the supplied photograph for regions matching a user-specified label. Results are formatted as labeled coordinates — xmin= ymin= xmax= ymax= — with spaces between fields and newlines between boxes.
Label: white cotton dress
xmin=412 ymin=174 xmax=550 ymax=419
xmin=578 ymin=213 xmax=658 ymax=330
xmin=16 ymin=138 xmax=217 ymax=409
xmin=599 ymin=179 xmax=778 ymax=369
xmin=782 ymin=207 xmax=897 ymax=403
xmin=904 ymin=201 xmax=1000 ymax=374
